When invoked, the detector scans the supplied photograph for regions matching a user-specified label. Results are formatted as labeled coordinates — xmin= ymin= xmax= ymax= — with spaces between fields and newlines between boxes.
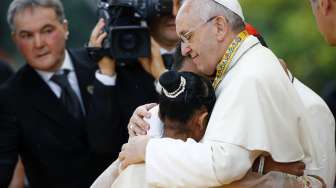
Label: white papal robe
xmin=91 ymin=36 xmax=325 ymax=188
xmin=91 ymin=150 xmax=322 ymax=188
xmin=291 ymin=77 xmax=336 ymax=188
xmin=143 ymin=36 xmax=319 ymax=187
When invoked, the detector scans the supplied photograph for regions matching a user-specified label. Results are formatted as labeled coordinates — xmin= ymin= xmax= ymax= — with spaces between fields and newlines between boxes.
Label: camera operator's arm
xmin=89 ymin=18 xmax=116 ymax=78
xmin=138 ymin=38 xmax=167 ymax=81
xmin=86 ymin=19 xmax=124 ymax=158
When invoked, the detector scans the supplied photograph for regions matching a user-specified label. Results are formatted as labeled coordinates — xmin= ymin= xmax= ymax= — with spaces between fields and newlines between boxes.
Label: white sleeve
xmin=90 ymin=160 xmax=120 ymax=188
xmin=95 ymin=70 xmax=117 ymax=86
xmin=145 ymin=138 xmax=256 ymax=188
xmin=145 ymin=106 xmax=164 ymax=138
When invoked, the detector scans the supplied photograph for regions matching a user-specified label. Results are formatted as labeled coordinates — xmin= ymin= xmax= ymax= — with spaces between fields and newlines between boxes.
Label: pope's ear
xmin=214 ymin=16 xmax=229 ymax=41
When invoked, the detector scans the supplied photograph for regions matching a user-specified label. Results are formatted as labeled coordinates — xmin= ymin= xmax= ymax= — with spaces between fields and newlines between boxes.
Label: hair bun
xmin=159 ymin=71 xmax=181 ymax=93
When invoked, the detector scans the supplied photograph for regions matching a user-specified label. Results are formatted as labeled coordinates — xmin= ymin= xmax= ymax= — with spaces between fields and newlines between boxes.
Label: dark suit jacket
xmin=87 ymin=60 xmax=159 ymax=158
xmin=0 ymin=49 xmax=115 ymax=188
xmin=0 ymin=60 xmax=14 ymax=84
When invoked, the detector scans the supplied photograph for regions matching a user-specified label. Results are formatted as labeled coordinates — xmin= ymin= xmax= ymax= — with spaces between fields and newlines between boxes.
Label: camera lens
xmin=119 ymin=32 xmax=137 ymax=51
xmin=141 ymin=0 xmax=173 ymax=19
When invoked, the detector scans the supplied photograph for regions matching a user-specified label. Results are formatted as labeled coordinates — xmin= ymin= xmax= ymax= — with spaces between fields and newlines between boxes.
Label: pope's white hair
xmin=188 ymin=0 xmax=245 ymax=32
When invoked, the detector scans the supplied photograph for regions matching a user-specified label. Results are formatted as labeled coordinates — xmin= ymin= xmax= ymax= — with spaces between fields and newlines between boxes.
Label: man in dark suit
xmin=0 ymin=0 xmax=116 ymax=187
xmin=85 ymin=0 xmax=182 ymax=158
xmin=0 ymin=60 xmax=13 ymax=83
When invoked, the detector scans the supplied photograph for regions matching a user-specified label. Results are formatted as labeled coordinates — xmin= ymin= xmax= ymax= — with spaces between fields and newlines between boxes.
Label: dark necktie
xmin=51 ymin=70 xmax=83 ymax=120
xmin=162 ymin=53 xmax=174 ymax=70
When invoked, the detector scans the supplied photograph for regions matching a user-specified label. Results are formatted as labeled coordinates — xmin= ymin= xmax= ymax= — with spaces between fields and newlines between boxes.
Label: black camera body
xmin=98 ymin=0 xmax=173 ymax=61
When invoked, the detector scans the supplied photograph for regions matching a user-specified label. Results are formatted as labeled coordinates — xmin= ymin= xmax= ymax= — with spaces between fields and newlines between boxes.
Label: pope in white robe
xmin=141 ymin=35 xmax=320 ymax=188
xmin=92 ymin=0 xmax=334 ymax=187
xmin=91 ymin=36 xmax=326 ymax=188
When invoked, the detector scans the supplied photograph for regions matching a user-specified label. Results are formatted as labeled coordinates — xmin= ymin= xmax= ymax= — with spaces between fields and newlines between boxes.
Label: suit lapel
xmin=68 ymin=49 xmax=94 ymax=113
xmin=21 ymin=66 xmax=70 ymax=126
xmin=21 ymin=49 xmax=95 ymax=125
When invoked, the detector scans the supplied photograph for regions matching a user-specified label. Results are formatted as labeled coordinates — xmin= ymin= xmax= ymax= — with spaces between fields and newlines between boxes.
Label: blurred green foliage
xmin=240 ymin=0 xmax=336 ymax=92
xmin=1 ymin=0 xmax=335 ymax=92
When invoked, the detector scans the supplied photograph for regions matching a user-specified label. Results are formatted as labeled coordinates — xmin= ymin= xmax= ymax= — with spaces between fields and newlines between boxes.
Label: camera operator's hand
xmin=89 ymin=18 xmax=107 ymax=48
xmin=89 ymin=18 xmax=116 ymax=76
xmin=139 ymin=38 xmax=167 ymax=80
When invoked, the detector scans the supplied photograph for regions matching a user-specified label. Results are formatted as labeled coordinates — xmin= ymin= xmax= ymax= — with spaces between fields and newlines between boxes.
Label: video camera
xmin=97 ymin=0 xmax=173 ymax=61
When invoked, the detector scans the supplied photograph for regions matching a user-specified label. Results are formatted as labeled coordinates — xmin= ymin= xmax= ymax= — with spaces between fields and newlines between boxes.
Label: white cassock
xmin=290 ymin=76 xmax=336 ymax=188
xmin=90 ymin=36 xmax=326 ymax=188
xmin=91 ymin=148 xmax=322 ymax=188
xmin=144 ymin=36 xmax=320 ymax=187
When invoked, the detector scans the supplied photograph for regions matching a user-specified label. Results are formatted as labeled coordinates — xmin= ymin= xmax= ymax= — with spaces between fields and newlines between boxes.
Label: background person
xmin=309 ymin=0 xmax=336 ymax=46
xmin=0 ymin=0 xmax=121 ymax=187
xmin=86 ymin=0 xmax=185 ymax=160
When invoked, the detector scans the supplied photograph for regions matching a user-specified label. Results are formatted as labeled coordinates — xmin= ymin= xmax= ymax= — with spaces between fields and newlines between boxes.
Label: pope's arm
xmin=145 ymin=138 xmax=259 ymax=187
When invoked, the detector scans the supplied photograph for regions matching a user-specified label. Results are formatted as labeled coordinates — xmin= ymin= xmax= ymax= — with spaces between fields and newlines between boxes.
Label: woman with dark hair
xmin=92 ymin=71 xmax=322 ymax=188
xmin=158 ymin=71 xmax=216 ymax=142
xmin=91 ymin=70 xmax=216 ymax=188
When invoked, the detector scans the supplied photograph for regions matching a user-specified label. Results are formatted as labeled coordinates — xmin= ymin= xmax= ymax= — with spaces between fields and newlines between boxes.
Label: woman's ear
xmin=197 ymin=111 xmax=209 ymax=131
xmin=188 ymin=110 xmax=209 ymax=142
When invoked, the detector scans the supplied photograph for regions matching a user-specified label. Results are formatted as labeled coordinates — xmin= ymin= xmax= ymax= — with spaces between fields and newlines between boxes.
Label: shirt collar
xmin=36 ymin=50 xmax=74 ymax=82
xmin=160 ymin=48 xmax=175 ymax=55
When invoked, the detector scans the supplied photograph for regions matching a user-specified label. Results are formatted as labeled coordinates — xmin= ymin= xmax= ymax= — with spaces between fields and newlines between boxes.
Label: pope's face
xmin=176 ymin=1 xmax=219 ymax=76
xmin=12 ymin=6 xmax=68 ymax=72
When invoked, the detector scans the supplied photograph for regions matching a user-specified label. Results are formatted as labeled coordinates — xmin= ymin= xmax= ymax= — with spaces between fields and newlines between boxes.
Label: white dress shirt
xmin=36 ymin=50 xmax=85 ymax=113
xmin=96 ymin=48 xmax=175 ymax=93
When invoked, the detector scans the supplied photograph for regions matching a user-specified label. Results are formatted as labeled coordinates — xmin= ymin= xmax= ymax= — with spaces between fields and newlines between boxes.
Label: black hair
xmin=158 ymin=71 xmax=216 ymax=130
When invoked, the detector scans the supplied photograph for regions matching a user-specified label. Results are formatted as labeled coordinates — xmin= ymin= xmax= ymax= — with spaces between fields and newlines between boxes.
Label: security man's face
xmin=149 ymin=0 xmax=183 ymax=49
xmin=12 ymin=6 xmax=68 ymax=72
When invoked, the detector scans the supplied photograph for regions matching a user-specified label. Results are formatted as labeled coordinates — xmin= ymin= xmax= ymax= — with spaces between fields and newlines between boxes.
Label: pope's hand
xmin=128 ymin=103 xmax=157 ymax=137
xmin=118 ymin=135 xmax=150 ymax=170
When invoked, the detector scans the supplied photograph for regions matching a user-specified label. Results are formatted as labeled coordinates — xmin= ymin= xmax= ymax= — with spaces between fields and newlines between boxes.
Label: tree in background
xmin=241 ymin=0 xmax=336 ymax=92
